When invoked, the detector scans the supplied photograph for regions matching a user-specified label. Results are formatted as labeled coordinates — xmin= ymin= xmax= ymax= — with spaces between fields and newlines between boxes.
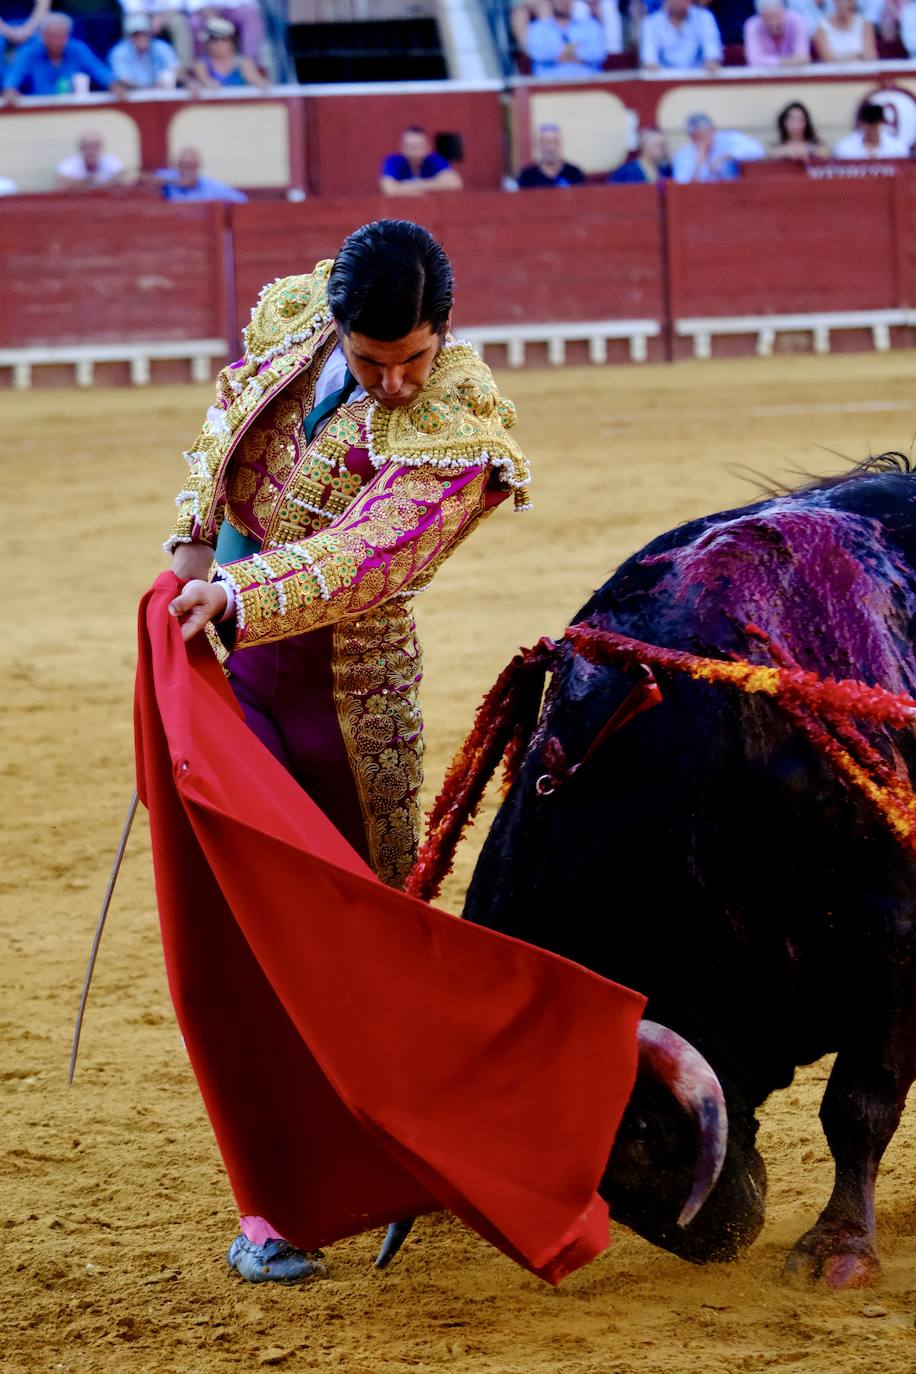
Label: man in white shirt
xmin=833 ymin=102 xmax=911 ymax=159
xmin=55 ymin=132 xmax=126 ymax=191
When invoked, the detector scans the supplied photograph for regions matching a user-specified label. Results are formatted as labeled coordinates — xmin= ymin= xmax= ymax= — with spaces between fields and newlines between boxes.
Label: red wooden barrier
xmin=0 ymin=197 xmax=228 ymax=349
xmin=231 ymin=186 xmax=664 ymax=330
xmin=303 ymin=89 xmax=506 ymax=196
xmin=665 ymin=177 xmax=900 ymax=334
xmin=3 ymin=175 xmax=916 ymax=372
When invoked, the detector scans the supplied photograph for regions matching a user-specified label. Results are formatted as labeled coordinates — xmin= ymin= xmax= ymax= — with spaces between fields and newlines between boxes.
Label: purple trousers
xmin=225 ymin=626 xmax=372 ymax=868
xmin=227 ymin=625 xmax=373 ymax=1246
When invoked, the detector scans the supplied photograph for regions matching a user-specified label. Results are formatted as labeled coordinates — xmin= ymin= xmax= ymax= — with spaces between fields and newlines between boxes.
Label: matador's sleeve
xmin=215 ymin=459 xmax=495 ymax=650
xmin=164 ymin=358 xmax=248 ymax=552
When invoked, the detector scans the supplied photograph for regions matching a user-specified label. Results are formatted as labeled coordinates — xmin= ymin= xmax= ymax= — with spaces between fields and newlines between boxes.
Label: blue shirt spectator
xmin=379 ymin=126 xmax=463 ymax=195
xmin=640 ymin=0 xmax=723 ymax=68
xmin=672 ymin=114 xmax=753 ymax=182
xmin=382 ymin=151 xmax=450 ymax=181
xmin=526 ymin=0 xmax=607 ymax=77
xmin=108 ymin=16 xmax=180 ymax=88
xmin=157 ymin=148 xmax=248 ymax=203
xmin=4 ymin=14 xmax=114 ymax=93
xmin=609 ymin=130 xmax=673 ymax=183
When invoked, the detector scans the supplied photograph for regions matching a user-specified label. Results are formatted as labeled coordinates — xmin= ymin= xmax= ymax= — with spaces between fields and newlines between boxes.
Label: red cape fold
xmin=134 ymin=573 xmax=646 ymax=1284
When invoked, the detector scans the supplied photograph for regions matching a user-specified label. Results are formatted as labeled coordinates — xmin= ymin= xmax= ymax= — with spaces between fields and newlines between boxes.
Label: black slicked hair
xmin=328 ymin=220 xmax=454 ymax=342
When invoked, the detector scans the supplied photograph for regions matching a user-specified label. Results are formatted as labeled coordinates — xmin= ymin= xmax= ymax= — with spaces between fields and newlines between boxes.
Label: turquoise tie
xmin=303 ymin=368 xmax=357 ymax=444
xmin=215 ymin=369 xmax=358 ymax=565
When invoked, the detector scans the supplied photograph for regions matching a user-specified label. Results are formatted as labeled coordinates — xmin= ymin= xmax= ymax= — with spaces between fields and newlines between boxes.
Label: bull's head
xmin=606 ymin=1020 xmax=767 ymax=1262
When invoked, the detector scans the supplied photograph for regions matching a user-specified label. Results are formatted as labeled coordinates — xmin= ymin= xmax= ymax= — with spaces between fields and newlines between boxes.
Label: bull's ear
xmin=635 ymin=1020 xmax=728 ymax=1226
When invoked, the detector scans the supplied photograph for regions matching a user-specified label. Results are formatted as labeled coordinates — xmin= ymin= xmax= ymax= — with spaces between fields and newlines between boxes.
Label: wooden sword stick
xmin=68 ymin=789 xmax=139 ymax=1086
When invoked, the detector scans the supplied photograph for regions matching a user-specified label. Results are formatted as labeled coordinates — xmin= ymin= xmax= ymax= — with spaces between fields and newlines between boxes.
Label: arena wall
xmin=3 ymin=172 xmax=916 ymax=383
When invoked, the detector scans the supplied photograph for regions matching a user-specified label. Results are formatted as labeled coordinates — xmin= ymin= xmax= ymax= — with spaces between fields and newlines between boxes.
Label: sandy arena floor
xmin=3 ymin=352 xmax=916 ymax=1374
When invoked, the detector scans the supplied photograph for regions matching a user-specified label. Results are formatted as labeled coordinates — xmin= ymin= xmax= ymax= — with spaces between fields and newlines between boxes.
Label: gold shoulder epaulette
xmin=243 ymin=260 xmax=335 ymax=366
xmin=365 ymin=341 xmax=532 ymax=511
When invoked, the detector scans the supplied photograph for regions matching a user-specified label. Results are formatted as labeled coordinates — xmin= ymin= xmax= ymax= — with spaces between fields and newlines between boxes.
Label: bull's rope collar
xmin=405 ymin=621 xmax=916 ymax=906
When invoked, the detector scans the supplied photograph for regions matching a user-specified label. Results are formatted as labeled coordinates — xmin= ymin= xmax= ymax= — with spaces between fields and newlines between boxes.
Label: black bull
xmin=464 ymin=460 xmax=916 ymax=1288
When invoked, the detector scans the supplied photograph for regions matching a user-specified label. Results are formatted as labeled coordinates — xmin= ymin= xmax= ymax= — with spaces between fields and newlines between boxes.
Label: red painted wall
xmin=302 ymin=90 xmax=506 ymax=196
xmin=2 ymin=175 xmax=915 ymax=365
xmin=0 ymin=198 xmax=228 ymax=349
xmin=665 ymin=178 xmax=901 ymax=321
xmin=230 ymin=187 xmax=664 ymax=331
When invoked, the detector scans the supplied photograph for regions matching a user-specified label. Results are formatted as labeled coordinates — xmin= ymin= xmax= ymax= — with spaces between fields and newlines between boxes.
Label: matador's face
xmin=340 ymin=322 xmax=447 ymax=409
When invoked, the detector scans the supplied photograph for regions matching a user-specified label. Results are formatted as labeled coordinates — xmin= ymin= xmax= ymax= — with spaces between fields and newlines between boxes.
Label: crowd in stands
xmin=3 ymin=0 xmax=916 ymax=105
xmin=509 ymin=98 xmax=914 ymax=189
xmin=511 ymin=0 xmax=916 ymax=69
xmin=0 ymin=1 xmax=275 ymax=98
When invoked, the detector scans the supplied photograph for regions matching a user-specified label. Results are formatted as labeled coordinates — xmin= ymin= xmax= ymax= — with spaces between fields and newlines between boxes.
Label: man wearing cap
xmin=165 ymin=220 xmax=530 ymax=1283
xmin=191 ymin=14 xmax=267 ymax=86
xmin=187 ymin=0 xmax=265 ymax=61
xmin=108 ymin=14 xmax=181 ymax=88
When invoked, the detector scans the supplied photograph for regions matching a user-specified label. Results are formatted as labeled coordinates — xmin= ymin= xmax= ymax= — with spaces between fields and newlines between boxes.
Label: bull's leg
xmin=784 ymin=1039 xmax=916 ymax=1289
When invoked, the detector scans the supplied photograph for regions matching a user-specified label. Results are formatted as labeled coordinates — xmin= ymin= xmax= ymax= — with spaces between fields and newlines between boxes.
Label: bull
xmin=463 ymin=457 xmax=916 ymax=1289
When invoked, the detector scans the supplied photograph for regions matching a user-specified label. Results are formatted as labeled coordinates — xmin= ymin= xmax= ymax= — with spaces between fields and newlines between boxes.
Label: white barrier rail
xmin=675 ymin=310 xmax=911 ymax=360
xmin=0 ymin=339 xmax=229 ymax=390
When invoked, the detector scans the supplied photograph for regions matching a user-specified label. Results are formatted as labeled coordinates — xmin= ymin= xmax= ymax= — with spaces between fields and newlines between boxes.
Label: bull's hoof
xmin=783 ymin=1230 xmax=880 ymax=1289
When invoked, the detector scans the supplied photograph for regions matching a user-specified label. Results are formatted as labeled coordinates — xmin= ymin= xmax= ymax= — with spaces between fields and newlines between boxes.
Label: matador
xmin=166 ymin=219 xmax=531 ymax=1282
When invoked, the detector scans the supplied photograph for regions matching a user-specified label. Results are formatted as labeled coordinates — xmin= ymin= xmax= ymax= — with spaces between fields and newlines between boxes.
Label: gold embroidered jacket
xmin=164 ymin=262 xmax=530 ymax=886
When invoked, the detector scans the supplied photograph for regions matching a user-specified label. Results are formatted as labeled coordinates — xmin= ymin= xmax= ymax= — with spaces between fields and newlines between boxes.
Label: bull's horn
xmin=636 ymin=1019 xmax=728 ymax=1227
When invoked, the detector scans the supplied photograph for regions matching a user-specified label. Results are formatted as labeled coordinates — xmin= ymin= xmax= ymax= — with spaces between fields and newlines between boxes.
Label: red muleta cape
xmin=134 ymin=573 xmax=646 ymax=1284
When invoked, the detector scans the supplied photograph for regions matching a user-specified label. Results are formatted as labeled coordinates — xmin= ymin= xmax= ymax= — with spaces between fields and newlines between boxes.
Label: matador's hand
xmin=168 ymin=580 xmax=229 ymax=641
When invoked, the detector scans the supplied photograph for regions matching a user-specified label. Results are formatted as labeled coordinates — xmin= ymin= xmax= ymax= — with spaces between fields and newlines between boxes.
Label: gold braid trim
xmin=164 ymin=266 xmax=337 ymax=552
xmin=164 ymin=266 xmax=532 ymax=551
xmin=365 ymin=343 xmax=531 ymax=512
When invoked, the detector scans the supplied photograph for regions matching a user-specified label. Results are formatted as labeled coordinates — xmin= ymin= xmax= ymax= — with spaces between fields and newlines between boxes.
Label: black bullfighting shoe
xmin=227 ymin=1236 xmax=328 ymax=1284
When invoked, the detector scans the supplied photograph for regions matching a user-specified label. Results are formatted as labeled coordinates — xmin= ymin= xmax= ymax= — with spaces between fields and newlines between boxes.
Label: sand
xmin=3 ymin=353 xmax=916 ymax=1374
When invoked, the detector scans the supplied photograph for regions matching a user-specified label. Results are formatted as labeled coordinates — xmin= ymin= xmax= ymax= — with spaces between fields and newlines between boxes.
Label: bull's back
xmin=465 ymin=470 xmax=916 ymax=1104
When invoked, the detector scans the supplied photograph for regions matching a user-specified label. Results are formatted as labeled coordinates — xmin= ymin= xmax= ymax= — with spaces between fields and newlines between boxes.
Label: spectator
xmin=744 ymin=0 xmax=810 ymax=60
xmin=769 ymin=99 xmax=828 ymax=159
xmin=785 ymin=0 xmax=833 ymax=35
xmin=379 ymin=126 xmax=463 ymax=195
xmin=118 ymin=1 xmax=195 ymax=66
xmin=108 ymin=14 xmax=181 ymax=86
xmin=2 ymin=12 xmax=124 ymax=97
xmin=518 ymin=124 xmax=586 ymax=187
xmin=187 ymin=0 xmax=265 ymax=62
xmin=609 ymin=127 xmax=673 ymax=181
xmin=640 ymin=0 xmax=723 ymax=69
xmin=525 ymin=0 xmax=608 ymax=77
xmin=0 ymin=175 xmax=18 ymax=194
xmin=56 ymin=129 xmax=127 ymax=188
xmin=191 ymin=15 xmax=267 ymax=85
xmin=512 ymin=0 xmax=623 ymax=56
xmin=813 ymin=0 xmax=876 ymax=57
xmin=833 ymin=101 xmax=911 ymax=157
xmin=0 ymin=0 xmax=53 ymax=56
xmin=156 ymin=146 xmax=248 ymax=200
xmin=672 ymin=112 xmax=749 ymax=181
